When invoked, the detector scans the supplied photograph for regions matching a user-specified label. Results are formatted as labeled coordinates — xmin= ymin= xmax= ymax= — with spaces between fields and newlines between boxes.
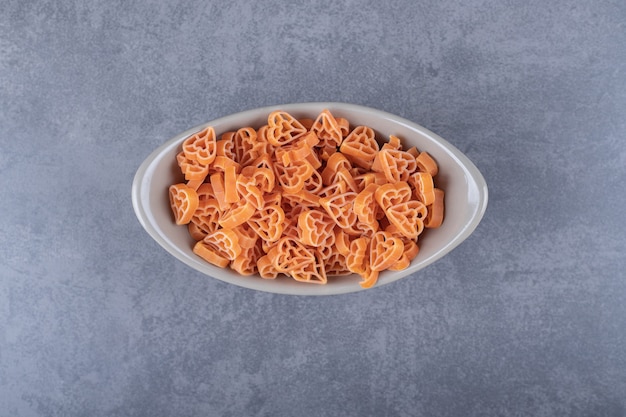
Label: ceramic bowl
xmin=131 ymin=102 xmax=488 ymax=295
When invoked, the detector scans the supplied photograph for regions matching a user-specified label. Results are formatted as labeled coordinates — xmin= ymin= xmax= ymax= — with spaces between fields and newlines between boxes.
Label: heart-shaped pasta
xmin=298 ymin=209 xmax=335 ymax=247
xmin=385 ymin=200 xmax=428 ymax=240
xmin=189 ymin=197 xmax=221 ymax=240
xmin=425 ymin=188 xmax=445 ymax=228
xmin=267 ymin=236 xmax=316 ymax=274
xmin=176 ymin=151 xmax=209 ymax=182
xmin=289 ymin=249 xmax=327 ymax=284
xmin=266 ymin=110 xmax=307 ymax=147
xmin=369 ymin=231 xmax=404 ymax=272
xmin=374 ymin=181 xmax=412 ymax=211
xmin=311 ymin=109 xmax=343 ymax=148
xmin=339 ymin=126 xmax=379 ymax=169
xmin=354 ymin=183 xmax=379 ymax=226
xmin=274 ymin=158 xmax=314 ymax=194
xmin=319 ymin=191 xmax=358 ymax=231
xmin=169 ymin=183 xmax=199 ymax=225
xmin=164 ymin=108 xmax=447 ymax=289
xmin=182 ymin=126 xmax=217 ymax=165
xmin=372 ymin=148 xmax=418 ymax=183
xmin=246 ymin=203 xmax=285 ymax=243
xmin=409 ymin=171 xmax=435 ymax=205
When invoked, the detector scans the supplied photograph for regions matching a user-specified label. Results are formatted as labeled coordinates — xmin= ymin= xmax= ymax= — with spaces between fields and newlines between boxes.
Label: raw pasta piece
xmin=406 ymin=146 xmax=420 ymax=158
xmin=381 ymin=134 xmax=402 ymax=151
xmin=266 ymin=110 xmax=307 ymax=147
xmin=193 ymin=240 xmax=230 ymax=268
xmin=343 ymin=219 xmax=378 ymax=238
xmin=262 ymin=190 xmax=282 ymax=207
xmin=281 ymin=216 xmax=301 ymax=239
xmin=267 ymin=236 xmax=316 ymax=274
xmin=255 ymin=125 xmax=276 ymax=157
xmin=252 ymin=169 xmax=276 ymax=193
xmin=188 ymin=222 xmax=208 ymax=241
xmin=290 ymin=249 xmax=328 ymax=284
xmin=209 ymin=172 xmax=230 ymax=211
xmin=169 ymin=183 xmax=199 ymax=225
xmin=300 ymin=130 xmax=321 ymax=148
xmin=246 ymin=203 xmax=285 ymax=243
xmin=353 ymin=172 xmax=386 ymax=191
xmin=216 ymin=132 xmax=237 ymax=159
xmin=346 ymin=237 xmax=369 ymax=275
xmin=349 ymin=165 xmax=369 ymax=177
xmin=358 ymin=267 xmax=380 ymax=289
xmin=388 ymin=255 xmax=411 ymax=271
xmin=305 ymin=150 xmax=322 ymax=171
xmin=424 ymin=188 xmax=444 ymax=228
xmin=324 ymin=252 xmax=352 ymax=277
xmin=196 ymin=182 xmax=216 ymax=201
xmin=281 ymin=203 xmax=305 ymax=230
xmin=387 ymin=236 xmax=419 ymax=271
xmin=218 ymin=199 xmax=255 ymax=229
xmin=369 ymin=231 xmax=404 ymax=272
xmin=311 ymin=109 xmax=343 ymax=148
xmin=182 ymin=126 xmax=217 ymax=165
xmin=235 ymin=173 xmax=264 ymax=209
xmin=275 ymin=139 xmax=315 ymax=166
xmin=274 ymin=158 xmax=314 ymax=194
xmin=317 ymin=180 xmax=347 ymax=200
xmin=336 ymin=117 xmax=350 ymax=137
xmin=177 ymin=151 xmax=209 ymax=182
xmin=415 ymin=151 xmax=438 ymax=177
xmin=321 ymin=153 xmax=352 ymax=186
xmin=316 ymin=143 xmax=339 ymax=161
xmin=231 ymin=240 xmax=264 ymax=276
xmin=354 ymin=183 xmax=379 ymax=226
xmin=257 ymin=254 xmax=280 ymax=279
xmin=201 ymin=229 xmax=242 ymax=260
xmin=282 ymin=189 xmax=320 ymax=209
xmin=409 ymin=171 xmax=435 ymax=206
xmin=334 ymin=168 xmax=360 ymax=193
xmin=333 ymin=227 xmax=352 ymax=256
xmin=403 ymin=239 xmax=420 ymax=261
xmin=371 ymin=148 xmax=418 ymax=183
xmin=298 ymin=209 xmax=335 ymax=247
xmin=316 ymin=233 xmax=336 ymax=259
xmin=339 ymin=126 xmax=379 ymax=169
xmin=210 ymin=155 xmax=241 ymax=174
xmin=302 ymin=168 xmax=324 ymax=194
xmin=385 ymin=200 xmax=428 ymax=239
xmin=185 ymin=178 xmax=204 ymax=191
xmin=345 ymin=235 xmax=380 ymax=287
xmin=243 ymin=166 xmax=275 ymax=193
xmin=189 ymin=197 xmax=222 ymax=240
xmin=251 ymin=153 xmax=275 ymax=175
xmin=232 ymin=126 xmax=259 ymax=167
xmin=231 ymin=222 xmax=259 ymax=249
xmin=224 ymin=165 xmax=240 ymax=204
xmin=374 ymin=181 xmax=412 ymax=211
xmin=319 ymin=191 xmax=358 ymax=230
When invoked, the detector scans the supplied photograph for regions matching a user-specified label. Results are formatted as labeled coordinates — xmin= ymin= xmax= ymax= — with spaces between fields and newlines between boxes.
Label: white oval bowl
xmin=132 ymin=102 xmax=488 ymax=295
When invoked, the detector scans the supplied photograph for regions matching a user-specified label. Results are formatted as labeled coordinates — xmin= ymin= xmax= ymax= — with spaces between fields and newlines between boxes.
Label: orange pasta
xmin=169 ymin=109 xmax=446 ymax=288
xmin=169 ymin=183 xmax=199 ymax=225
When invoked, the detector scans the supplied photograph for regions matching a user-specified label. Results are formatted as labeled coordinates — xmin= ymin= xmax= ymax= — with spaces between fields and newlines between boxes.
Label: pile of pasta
xmin=168 ymin=109 xmax=444 ymax=288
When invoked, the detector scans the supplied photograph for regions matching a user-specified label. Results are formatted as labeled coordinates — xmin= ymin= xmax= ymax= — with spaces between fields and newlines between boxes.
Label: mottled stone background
xmin=1 ymin=0 xmax=625 ymax=416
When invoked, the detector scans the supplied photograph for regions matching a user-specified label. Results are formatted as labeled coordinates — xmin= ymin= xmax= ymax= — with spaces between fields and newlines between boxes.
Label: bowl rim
xmin=132 ymin=102 xmax=488 ymax=295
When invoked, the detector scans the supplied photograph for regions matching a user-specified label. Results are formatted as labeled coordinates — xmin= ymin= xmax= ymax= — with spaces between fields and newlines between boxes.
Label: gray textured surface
xmin=1 ymin=0 xmax=625 ymax=416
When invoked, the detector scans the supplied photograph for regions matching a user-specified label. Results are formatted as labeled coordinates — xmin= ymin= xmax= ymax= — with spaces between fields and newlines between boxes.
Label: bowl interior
xmin=132 ymin=102 xmax=488 ymax=295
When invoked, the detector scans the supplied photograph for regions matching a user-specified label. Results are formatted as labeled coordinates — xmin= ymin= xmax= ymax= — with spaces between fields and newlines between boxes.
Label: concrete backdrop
xmin=1 ymin=0 xmax=625 ymax=416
